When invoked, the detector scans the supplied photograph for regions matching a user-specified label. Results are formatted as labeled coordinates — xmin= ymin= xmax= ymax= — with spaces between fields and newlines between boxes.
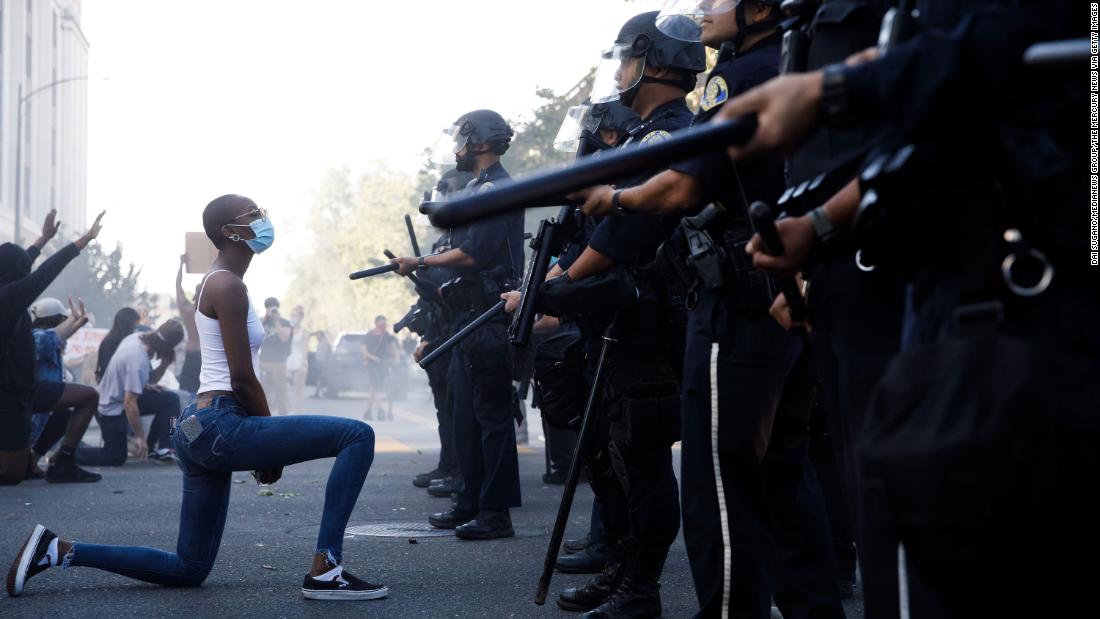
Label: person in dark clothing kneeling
xmin=0 ymin=210 xmax=105 ymax=485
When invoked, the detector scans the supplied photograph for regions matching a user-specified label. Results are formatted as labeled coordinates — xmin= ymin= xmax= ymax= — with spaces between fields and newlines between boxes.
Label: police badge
xmin=700 ymin=76 xmax=729 ymax=112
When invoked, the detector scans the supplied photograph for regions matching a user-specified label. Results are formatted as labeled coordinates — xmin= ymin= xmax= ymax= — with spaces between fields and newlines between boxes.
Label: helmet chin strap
xmin=621 ymin=74 xmax=695 ymax=107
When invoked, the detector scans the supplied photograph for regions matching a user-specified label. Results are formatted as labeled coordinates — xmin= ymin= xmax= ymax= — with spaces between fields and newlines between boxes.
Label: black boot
xmin=427 ymin=475 xmax=464 ymax=497
xmin=581 ymin=545 xmax=667 ymax=618
xmin=557 ymin=540 xmax=625 ymax=612
xmin=556 ymin=540 xmax=608 ymax=574
xmin=454 ymin=509 xmax=514 ymax=540
xmin=46 ymin=449 xmax=101 ymax=484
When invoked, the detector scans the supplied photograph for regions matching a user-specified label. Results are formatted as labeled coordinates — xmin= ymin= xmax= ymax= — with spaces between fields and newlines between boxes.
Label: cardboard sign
xmin=63 ymin=327 xmax=109 ymax=363
xmin=185 ymin=232 xmax=217 ymax=274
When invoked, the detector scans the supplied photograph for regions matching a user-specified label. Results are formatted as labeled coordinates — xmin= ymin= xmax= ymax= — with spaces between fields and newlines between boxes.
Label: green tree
xmin=42 ymin=242 xmax=149 ymax=327
xmin=286 ymin=165 xmax=420 ymax=337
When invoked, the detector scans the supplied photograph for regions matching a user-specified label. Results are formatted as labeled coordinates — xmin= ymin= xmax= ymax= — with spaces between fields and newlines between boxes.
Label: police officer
xmin=576 ymin=2 xmax=843 ymax=617
xmin=767 ymin=0 xmax=905 ymax=606
xmin=538 ymin=100 xmax=642 ymax=576
xmin=393 ymin=109 xmax=524 ymax=540
xmin=539 ymin=11 xmax=704 ymax=618
xmin=412 ymin=168 xmax=475 ymax=493
xmin=722 ymin=1 xmax=1094 ymax=617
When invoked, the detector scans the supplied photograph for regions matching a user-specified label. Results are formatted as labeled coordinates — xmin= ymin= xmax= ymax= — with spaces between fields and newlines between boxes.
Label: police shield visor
xmin=429 ymin=125 xmax=470 ymax=166
xmin=553 ymin=105 xmax=600 ymax=152
xmin=589 ymin=44 xmax=646 ymax=104
xmin=656 ymin=0 xmax=737 ymax=42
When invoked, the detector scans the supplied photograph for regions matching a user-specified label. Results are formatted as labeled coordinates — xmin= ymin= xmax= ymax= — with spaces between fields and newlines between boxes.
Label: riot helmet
xmin=656 ymin=0 xmax=782 ymax=49
xmin=590 ymin=11 xmax=707 ymax=106
xmin=429 ymin=109 xmax=514 ymax=169
xmin=553 ymin=101 xmax=641 ymax=154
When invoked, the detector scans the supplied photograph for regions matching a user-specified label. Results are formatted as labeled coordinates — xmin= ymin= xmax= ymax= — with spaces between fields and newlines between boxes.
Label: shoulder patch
xmin=477 ymin=182 xmax=496 ymax=193
xmin=640 ymin=130 xmax=672 ymax=145
xmin=700 ymin=76 xmax=729 ymax=112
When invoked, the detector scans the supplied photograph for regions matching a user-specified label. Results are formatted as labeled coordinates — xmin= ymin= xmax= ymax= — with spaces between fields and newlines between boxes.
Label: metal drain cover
xmin=346 ymin=521 xmax=453 ymax=538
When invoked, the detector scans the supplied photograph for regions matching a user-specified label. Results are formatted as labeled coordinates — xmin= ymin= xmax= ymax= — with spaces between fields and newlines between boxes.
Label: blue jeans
xmin=67 ymin=396 xmax=375 ymax=587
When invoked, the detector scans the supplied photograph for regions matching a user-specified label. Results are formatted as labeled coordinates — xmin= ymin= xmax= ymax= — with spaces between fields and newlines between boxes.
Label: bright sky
xmin=82 ymin=0 xmax=662 ymax=305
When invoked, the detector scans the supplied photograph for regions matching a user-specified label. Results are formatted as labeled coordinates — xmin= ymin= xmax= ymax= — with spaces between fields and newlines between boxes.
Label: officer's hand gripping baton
xmin=749 ymin=201 xmax=807 ymax=324
xmin=421 ymin=116 xmax=758 ymax=228
xmin=382 ymin=249 xmax=445 ymax=306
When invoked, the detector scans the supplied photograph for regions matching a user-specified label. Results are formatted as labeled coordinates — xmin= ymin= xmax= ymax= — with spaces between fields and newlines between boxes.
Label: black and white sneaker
xmin=302 ymin=565 xmax=388 ymax=601
xmin=7 ymin=525 xmax=59 ymax=597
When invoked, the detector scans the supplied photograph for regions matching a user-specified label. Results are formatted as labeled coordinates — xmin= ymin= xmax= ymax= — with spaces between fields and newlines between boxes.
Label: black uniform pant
xmin=681 ymin=290 xmax=839 ymax=618
xmin=450 ymin=321 xmax=521 ymax=514
xmin=580 ymin=319 xmax=682 ymax=566
xmin=809 ymin=256 xmax=905 ymax=617
xmin=424 ymin=343 xmax=456 ymax=474
xmin=543 ymin=420 xmax=576 ymax=475
xmin=581 ymin=392 xmax=681 ymax=564
xmin=763 ymin=342 xmax=845 ymax=619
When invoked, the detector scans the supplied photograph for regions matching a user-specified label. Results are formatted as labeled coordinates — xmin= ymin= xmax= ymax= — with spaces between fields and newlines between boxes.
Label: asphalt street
xmin=2 ymin=372 xmax=865 ymax=618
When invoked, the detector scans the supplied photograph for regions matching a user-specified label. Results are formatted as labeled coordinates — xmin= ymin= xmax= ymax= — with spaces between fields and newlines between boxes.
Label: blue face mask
xmin=244 ymin=217 xmax=275 ymax=254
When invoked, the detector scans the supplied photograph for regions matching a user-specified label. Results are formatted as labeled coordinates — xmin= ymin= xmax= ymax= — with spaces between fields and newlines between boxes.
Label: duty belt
xmin=654 ymin=203 xmax=772 ymax=311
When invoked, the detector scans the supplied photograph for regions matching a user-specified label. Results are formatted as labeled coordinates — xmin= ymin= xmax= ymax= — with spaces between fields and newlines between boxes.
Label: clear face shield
xmin=428 ymin=124 xmax=471 ymax=166
xmin=589 ymin=42 xmax=648 ymax=104
xmin=656 ymin=0 xmax=738 ymax=42
xmin=553 ymin=105 xmax=600 ymax=153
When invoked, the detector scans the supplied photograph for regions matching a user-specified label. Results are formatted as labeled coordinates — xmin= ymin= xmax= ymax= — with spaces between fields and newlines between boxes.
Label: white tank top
xmin=195 ymin=270 xmax=265 ymax=393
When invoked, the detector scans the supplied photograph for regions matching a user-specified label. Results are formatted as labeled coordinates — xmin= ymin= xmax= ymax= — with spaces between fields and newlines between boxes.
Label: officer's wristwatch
xmin=611 ymin=189 xmax=627 ymax=215
xmin=819 ymin=63 xmax=852 ymax=126
xmin=808 ymin=207 xmax=839 ymax=242
xmin=417 ymin=256 xmax=427 ymax=269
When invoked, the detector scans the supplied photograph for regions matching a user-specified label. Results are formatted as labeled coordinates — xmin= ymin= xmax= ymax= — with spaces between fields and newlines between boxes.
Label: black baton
xmin=419 ymin=300 xmax=507 ymax=369
xmin=535 ymin=319 xmax=618 ymax=605
xmin=422 ymin=116 xmax=758 ymax=228
xmin=405 ymin=214 xmax=422 ymax=257
xmin=349 ymin=263 xmax=399 ymax=280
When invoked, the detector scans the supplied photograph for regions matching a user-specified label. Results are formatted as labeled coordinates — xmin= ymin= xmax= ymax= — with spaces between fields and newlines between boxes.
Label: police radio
xmin=779 ymin=0 xmax=819 ymax=74
xmin=878 ymin=0 xmax=916 ymax=53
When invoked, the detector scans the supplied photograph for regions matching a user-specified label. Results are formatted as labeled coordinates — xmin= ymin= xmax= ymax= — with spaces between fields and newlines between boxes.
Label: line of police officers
xmin=390 ymin=1 xmax=1094 ymax=617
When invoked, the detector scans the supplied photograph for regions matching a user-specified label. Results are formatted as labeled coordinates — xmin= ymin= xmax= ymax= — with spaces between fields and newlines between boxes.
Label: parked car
xmin=321 ymin=331 xmax=370 ymax=398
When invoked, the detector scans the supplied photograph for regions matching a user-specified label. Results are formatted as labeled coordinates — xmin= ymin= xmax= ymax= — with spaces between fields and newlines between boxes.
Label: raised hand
xmin=74 ymin=211 xmax=106 ymax=250
xmin=41 ymin=209 xmax=61 ymax=241
xmin=68 ymin=296 xmax=89 ymax=327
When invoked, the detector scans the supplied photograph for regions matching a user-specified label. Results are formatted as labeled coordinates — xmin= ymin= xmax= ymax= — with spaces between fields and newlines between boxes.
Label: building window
xmin=1 ymin=0 xmax=6 ymax=196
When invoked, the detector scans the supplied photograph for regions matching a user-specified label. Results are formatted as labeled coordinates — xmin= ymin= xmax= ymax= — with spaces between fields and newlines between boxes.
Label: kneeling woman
xmin=8 ymin=195 xmax=386 ymax=601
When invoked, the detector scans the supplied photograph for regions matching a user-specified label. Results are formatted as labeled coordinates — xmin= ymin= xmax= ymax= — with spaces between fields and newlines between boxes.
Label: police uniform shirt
xmin=670 ymin=33 xmax=786 ymax=215
xmin=449 ymin=162 xmax=525 ymax=282
xmin=786 ymin=1 xmax=884 ymax=184
xmin=586 ymin=98 xmax=695 ymax=266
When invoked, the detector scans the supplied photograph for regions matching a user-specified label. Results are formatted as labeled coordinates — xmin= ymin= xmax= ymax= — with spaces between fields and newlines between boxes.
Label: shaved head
xmin=203 ymin=194 xmax=256 ymax=248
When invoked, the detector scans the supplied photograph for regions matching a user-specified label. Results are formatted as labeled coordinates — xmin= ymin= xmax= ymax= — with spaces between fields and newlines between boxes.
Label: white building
xmin=0 ymin=0 xmax=89 ymax=245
